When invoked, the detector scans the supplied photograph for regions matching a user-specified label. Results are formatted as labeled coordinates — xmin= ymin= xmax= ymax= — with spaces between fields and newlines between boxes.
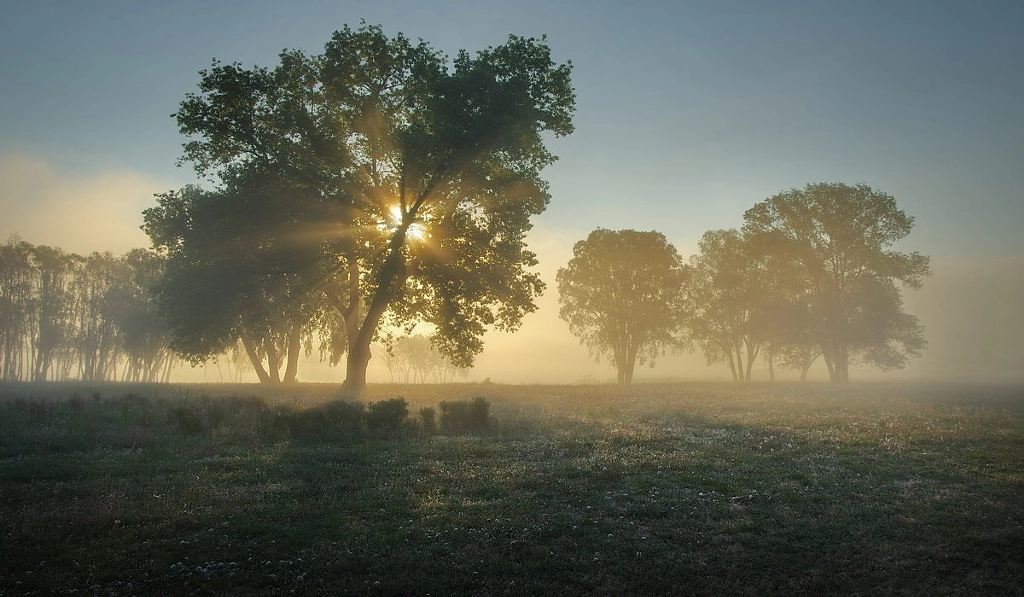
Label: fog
xmin=232 ymin=230 xmax=1024 ymax=386
xmin=2 ymin=154 xmax=1021 ymax=386
xmin=900 ymin=256 xmax=1024 ymax=383
xmin=448 ymin=244 xmax=1024 ymax=385
xmin=0 ymin=154 xmax=164 ymax=255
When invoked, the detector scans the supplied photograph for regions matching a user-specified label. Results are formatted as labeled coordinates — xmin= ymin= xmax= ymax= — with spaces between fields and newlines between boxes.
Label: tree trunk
xmin=343 ymin=227 xmax=409 ymax=395
xmin=162 ymin=356 xmax=174 ymax=383
xmin=823 ymin=346 xmax=837 ymax=382
xmin=838 ymin=345 xmax=850 ymax=382
xmin=344 ymin=339 xmax=372 ymax=392
xmin=263 ymin=334 xmax=282 ymax=383
xmin=734 ymin=345 xmax=746 ymax=382
xmin=744 ymin=343 xmax=758 ymax=382
xmin=622 ymin=351 xmax=636 ymax=384
xmin=240 ymin=334 xmax=273 ymax=384
xmin=726 ymin=350 xmax=738 ymax=382
xmin=282 ymin=324 xmax=301 ymax=383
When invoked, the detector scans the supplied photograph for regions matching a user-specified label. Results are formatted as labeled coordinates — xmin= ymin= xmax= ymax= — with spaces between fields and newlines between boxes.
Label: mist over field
xmin=175 ymin=238 xmax=1023 ymax=386
xmin=2 ymin=6 xmax=1022 ymax=595
xmin=2 ymin=380 xmax=1022 ymax=594
xmin=3 ymin=158 xmax=1022 ymax=386
xmin=2 ymin=2 xmax=1023 ymax=387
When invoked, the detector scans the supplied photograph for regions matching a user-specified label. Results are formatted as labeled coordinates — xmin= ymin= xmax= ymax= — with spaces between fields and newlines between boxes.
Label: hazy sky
xmin=1 ymin=0 xmax=1021 ymax=383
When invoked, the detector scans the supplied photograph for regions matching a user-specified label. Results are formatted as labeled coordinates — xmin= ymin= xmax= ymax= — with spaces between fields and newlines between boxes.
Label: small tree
xmin=682 ymin=229 xmax=778 ymax=382
xmin=557 ymin=229 xmax=686 ymax=384
xmin=380 ymin=334 xmax=467 ymax=383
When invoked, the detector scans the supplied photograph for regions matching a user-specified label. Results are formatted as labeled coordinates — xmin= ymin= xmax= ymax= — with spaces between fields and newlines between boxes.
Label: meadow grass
xmin=1 ymin=381 xmax=1022 ymax=595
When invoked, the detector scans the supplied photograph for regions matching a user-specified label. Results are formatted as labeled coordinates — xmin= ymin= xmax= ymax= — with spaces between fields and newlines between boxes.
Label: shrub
xmin=26 ymin=400 xmax=55 ymax=422
xmin=366 ymin=398 xmax=409 ymax=431
xmin=285 ymin=400 xmax=366 ymax=439
xmin=167 ymin=398 xmax=228 ymax=437
xmin=255 ymin=402 xmax=291 ymax=441
xmin=418 ymin=406 xmax=436 ymax=433
xmin=68 ymin=395 xmax=85 ymax=415
xmin=439 ymin=397 xmax=492 ymax=433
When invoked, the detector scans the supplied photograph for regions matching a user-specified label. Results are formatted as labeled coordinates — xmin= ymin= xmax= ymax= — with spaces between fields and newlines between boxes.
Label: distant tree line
xmin=558 ymin=182 xmax=931 ymax=384
xmin=0 ymin=238 xmax=176 ymax=382
xmin=378 ymin=334 xmax=469 ymax=384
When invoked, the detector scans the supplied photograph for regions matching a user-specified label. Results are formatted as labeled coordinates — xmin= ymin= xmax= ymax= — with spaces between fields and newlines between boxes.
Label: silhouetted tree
xmin=28 ymin=245 xmax=77 ymax=381
xmin=767 ymin=293 xmax=823 ymax=381
xmin=112 ymin=249 xmax=176 ymax=382
xmin=557 ymin=229 xmax=686 ymax=384
xmin=0 ymin=239 xmax=178 ymax=382
xmin=682 ymin=229 xmax=779 ymax=381
xmin=72 ymin=252 xmax=125 ymax=381
xmin=155 ymin=23 xmax=575 ymax=391
xmin=145 ymin=181 xmax=333 ymax=383
xmin=743 ymin=182 xmax=930 ymax=382
xmin=0 ymin=238 xmax=34 ymax=380
xmin=381 ymin=334 xmax=467 ymax=383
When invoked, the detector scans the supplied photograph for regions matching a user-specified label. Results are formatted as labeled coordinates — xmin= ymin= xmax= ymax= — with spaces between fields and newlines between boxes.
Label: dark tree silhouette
xmin=112 ymin=249 xmax=177 ymax=383
xmin=0 ymin=239 xmax=33 ymax=381
xmin=557 ymin=229 xmax=686 ymax=384
xmin=145 ymin=181 xmax=335 ymax=383
xmin=27 ymin=245 xmax=76 ymax=382
xmin=151 ymin=24 xmax=575 ymax=391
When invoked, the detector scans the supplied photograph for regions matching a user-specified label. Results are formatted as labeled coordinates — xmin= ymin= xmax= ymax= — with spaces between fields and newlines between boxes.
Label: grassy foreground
xmin=1 ymin=381 xmax=1022 ymax=596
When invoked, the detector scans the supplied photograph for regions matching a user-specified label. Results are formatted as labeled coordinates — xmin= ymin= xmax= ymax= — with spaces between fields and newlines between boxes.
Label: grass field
xmin=1 ymin=381 xmax=1022 ymax=596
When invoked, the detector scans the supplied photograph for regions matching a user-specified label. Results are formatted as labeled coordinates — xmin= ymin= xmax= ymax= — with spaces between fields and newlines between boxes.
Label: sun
xmin=385 ymin=205 xmax=429 ymax=242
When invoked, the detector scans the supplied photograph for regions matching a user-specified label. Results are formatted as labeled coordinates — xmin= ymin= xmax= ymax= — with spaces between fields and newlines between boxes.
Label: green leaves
xmin=742 ymin=182 xmax=930 ymax=381
xmin=557 ymin=229 xmax=686 ymax=383
xmin=154 ymin=23 xmax=575 ymax=386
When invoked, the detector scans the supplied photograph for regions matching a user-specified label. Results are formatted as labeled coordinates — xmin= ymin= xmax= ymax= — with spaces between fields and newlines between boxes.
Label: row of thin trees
xmin=378 ymin=334 xmax=468 ymax=384
xmin=0 ymin=238 xmax=176 ymax=383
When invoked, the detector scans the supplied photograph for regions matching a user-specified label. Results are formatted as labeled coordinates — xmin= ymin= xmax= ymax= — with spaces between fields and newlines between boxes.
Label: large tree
xmin=742 ymin=182 xmax=930 ymax=382
xmin=0 ymin=239 xmax=34 ymax=381
xmin=149 ymin=24 xmax=575 ymax=391
xmin=557 ymin=229 xmax=686 ymax=384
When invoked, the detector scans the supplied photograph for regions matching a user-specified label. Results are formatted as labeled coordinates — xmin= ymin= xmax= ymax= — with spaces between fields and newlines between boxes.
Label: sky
xmin=1 ymin=0 xmax=1022 ymax=383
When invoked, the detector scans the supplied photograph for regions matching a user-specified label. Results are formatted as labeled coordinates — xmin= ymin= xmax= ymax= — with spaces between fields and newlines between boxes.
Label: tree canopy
xmin=682 ymin=229 xmax=780 ymax=381
xmin=145 ymin=23 xmax=575 ymax=390
xmin=557 ymin=229 xmax=686 ymax=384
xmin=742 ymin=182 xmax=930 ymax=382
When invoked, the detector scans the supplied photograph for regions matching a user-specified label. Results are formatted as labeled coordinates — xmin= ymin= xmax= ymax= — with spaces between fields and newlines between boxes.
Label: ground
xmin=1 ymin=381 xmax=1022 ymax=595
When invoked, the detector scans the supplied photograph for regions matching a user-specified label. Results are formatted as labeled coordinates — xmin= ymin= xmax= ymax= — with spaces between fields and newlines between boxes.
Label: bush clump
xmin=283 ymin=399 xmax=366 ymax=440
xmin=366 ymin=397 xmax=409 ymax=431
xmin=439 ymin=397 xmax=491 ymax=433
xmin=418 ymin=406 xmax=436 ymax=433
